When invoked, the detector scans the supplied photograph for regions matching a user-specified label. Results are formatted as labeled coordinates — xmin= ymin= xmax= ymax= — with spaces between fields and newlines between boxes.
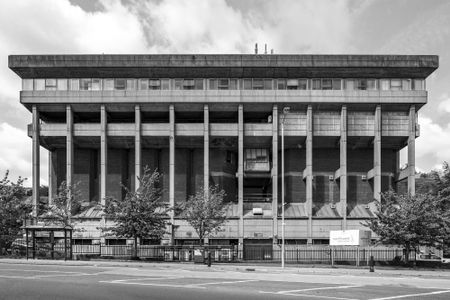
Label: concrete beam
xmin=306 ymin=105 xmax=313 ymax=244
xmin=374 ymin=105 xmax=381 ymax=202
xmin=408 ymin=106 xmax=416 ymax=196
xmin=100 ymin=105 xmax=107 ymax=206
xmin=272 ymin=105 xmax=278 ymax=244
xmin=396 ymin=168 xmax=409 ymax=182
xmin=135 ymin=105 xmax=141 ymax=192
xmin=32 ymin=105 xmax=40 ymax=219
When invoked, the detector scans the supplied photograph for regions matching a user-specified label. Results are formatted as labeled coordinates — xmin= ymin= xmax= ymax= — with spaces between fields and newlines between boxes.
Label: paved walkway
xmin=1 ymin=257 xmax=449 ymax=279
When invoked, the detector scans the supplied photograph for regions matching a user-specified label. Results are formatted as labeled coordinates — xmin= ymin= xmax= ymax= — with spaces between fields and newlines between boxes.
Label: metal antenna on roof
xmin=264 ymin=44 xmax=267 ymax=54
xmin=255 ymin=43 xmax=258 ymax=54
xmin=271 ymin=49 xmax=274 ymax=55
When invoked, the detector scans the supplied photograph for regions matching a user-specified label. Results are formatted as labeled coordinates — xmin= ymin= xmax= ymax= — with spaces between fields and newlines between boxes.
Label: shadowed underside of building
xmin=9 ymin=54 xmax=438 ymax=247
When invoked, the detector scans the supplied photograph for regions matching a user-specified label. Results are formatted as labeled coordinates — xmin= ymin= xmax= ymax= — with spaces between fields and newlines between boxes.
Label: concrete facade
xmin=9 ymin=54 xmax=438 ymax=246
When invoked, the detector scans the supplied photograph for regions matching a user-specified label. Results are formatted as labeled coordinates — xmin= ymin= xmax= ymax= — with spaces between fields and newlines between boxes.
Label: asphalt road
xmin=1 ymin=262 xmax=450 ymax=300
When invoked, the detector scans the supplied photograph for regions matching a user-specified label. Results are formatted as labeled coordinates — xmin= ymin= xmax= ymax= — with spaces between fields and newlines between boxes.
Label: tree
xmin=364 ymin=190 xmax=450 ymax=264
xmin=103 ymin=168 xmax=170 ymax=259
xmin=43 ymin=181 xmax=82 ymax=226
xmin=0 ymin=171 xmax=31 ymax=252
xmin=179 ymin=184 xmax=229 ymax=245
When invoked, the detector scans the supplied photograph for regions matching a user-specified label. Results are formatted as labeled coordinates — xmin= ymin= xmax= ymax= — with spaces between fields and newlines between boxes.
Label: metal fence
xmin=69 ymin=244 xmax=412 ymax=265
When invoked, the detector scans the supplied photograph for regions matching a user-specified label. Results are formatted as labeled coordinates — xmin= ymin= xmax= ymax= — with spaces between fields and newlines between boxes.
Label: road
xmin=1 ymin=261 xmax=450 ymax=300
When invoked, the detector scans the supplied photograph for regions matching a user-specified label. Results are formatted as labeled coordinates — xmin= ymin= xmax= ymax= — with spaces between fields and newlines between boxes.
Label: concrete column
xmin=408 ymin=105 xmax=416 ymax=196
xmin=306 ymin=105 xmax=313 ymax=244
xmin=238 ymin=105 xmax=244 ymax=252
xmin=48 ymin=151 xmax=53 ymax=205
xmin=32 ymin=105 xmax=40 ymax=219
xmin=374 ymin=105 xmax=382 ymax=202
xmin=100 ymin=105 xmax=107 ymax=206
xmin=340 ymin=106 xmax=348 ymax=230
xmin=272 ymin=105 xmax=278 ymax=244
xmin=169 ymin=105 xmax=175 ymax=225
xmin=66 ymin=105 xmax=73 ymax=218
xmin=135 ymin=105 xmax=141 ymax=191
xmin=204 ymin=104 xmax=209 ymax=197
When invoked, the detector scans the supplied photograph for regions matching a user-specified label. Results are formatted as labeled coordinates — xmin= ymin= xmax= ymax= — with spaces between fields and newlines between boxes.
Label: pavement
xmin=1 ymin=258 xmax=450 ymax=299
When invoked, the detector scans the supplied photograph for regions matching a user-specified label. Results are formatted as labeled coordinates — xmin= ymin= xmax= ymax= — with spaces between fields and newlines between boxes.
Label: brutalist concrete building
xmin=9 ymin=54 xmax=438 ymax=247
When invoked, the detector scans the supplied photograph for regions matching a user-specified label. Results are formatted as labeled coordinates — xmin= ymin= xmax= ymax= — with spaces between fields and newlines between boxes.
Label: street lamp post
xmin=281 ymin=106 xmax=290 ymax=268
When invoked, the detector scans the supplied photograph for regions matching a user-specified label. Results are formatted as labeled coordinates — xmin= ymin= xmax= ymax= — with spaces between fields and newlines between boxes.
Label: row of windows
xmin=23 ymin=78 xmax=426 ymax=91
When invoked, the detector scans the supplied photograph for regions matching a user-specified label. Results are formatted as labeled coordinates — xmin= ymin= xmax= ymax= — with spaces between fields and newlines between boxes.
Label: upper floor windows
xmin=22 ymin=78 xmax=426 ymax=92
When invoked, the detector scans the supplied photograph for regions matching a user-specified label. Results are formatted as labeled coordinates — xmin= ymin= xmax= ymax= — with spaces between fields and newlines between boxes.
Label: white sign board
xmin=329 ymin=230 xmax=371 ymax=246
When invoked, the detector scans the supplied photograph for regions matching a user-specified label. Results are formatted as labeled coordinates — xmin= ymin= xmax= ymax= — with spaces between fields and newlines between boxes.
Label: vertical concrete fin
xmin=100 ymin=105 xmax=107 ymax=206
xmin=340 ymin=105 xmax=347 ymax=229
xmin=272 ymin=105 xmax=278 ymax=243
xmin=32 ymin=105 xmax=40 ymax=219
xmin=204 ymin=104 xmax=209 ymax=198
xmin=135 ymin=105 xmax=141 ymax=192
xmin=238 ymin=105 xmax=244 ymax=250
xmin=169 ymin=105 xmax=175 ymax=224
xmin=66 ymin=105 xmax=73 ymax=218
xmin=374 ymin=105 xmax=382 ymax=202
xmin=408 ymin=105 xmax=416 ymax=196
xmin=306 ymin=105 xmax=313 ymax=244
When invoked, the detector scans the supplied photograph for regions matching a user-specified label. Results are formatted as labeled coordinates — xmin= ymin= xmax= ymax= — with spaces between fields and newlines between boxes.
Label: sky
xmin=0 ymin=0 xmax=449 ymax=186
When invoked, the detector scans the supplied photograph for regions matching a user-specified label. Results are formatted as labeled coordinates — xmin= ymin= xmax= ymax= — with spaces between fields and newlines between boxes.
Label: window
xmin=194 ymin=79 xmax=204 ymax=90
xmin=402 ymin=79 xmax=411 ymax=90
xmin=218 ymin=79 xmax=229 ymax=90
xmin=277 ymin=79 xmax=286 ymax=90
xmin=367 ymin=79 xmax=377 ymax=90
xmin=34 ymin=79 xmax=45 ymax=91
xmin=80 ymin=79 xmax=91 ymax=91
xmin=183 ymin=79 xmax=195 ymax=90
xmin=148 ymin=79 xmax=160 ymax=90
xmin=321 ymin=79 xmax=332 ymax=90
xmin=22 ymin=79 xmax=33 ymax=91
xmin=226 ymin=151 xmax=233 ymax=164
xmin=126 ymin=79 xmax=136 ymax=90
xmin=345 ymin=79 xmax=355 ymax=90
xmin=312 ymin=79 xmax=321 ymax=90
xmin=298 ymin=79 xmax=308 ymax=90
xmin=390 ymin=79 xmax=402 ymax=91
xmin=114 ymin=79 xmax=126 ymax=90
xmin=356 ymin=79 xmax=367 ymax=90
xmin=412 ymin=79 xmax=424 ymax=90
xmin=57 ymin=79 xmax=68 ymax=90
xmin=209 ymin=79 xmax=218 ymax=90
xmin=45 ymin=79 xmax=57 ymax=90
xmin=103 ymin=79 xmax=114 ymax=91
xmin=161 ymin=79 xmax=170 ymax=90
xmin=69 ymin=79 xmax=80 ymax=90
xmin=380 ymin=79 xmax=389 ymax=90
xmin=263 ymin=79 xmax=272 ymax=90
xmin=139 ymin=79 xmax=149 ymax=90
xmin=174 ymin=79 xmax=183 ymax=90
xmin=244 ymin=148 xmax=270 ymax=172
xmin=286 ymin=79 xmax=298 ymax=90
xmin=229 ymin=79 xmax=238 ymax=90
xmin=332 ymin=79 xmax=342 ymax=90
xmin=243 ymin=79 xmax=252 ymax=90
xmin=252 ymin=79 xmax=264 ymax=90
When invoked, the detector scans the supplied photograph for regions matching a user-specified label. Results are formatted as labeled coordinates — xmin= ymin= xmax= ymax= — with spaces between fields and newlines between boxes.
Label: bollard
xmin=369 ymin=255 xmax=375 ymax=272
xmin=207 ymin=251 xmax=212 ymax=267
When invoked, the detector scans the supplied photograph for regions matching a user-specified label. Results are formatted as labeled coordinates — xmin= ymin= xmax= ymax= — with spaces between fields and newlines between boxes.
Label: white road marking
xmin=274 ymin=285 xmax=361 ymax=294
xmin=260 ymin=291 xmax=358 ymax=300
xmin=99 ymin=280 xmax=205 ymax=289
xmin=0 ymin=268 xmax=87 ymax=274
xmin=187 ymin=279 xmax=258 ymax=286
xmin=369 ymin=289 xmax=450 ymax=300
xmin=112 ymin=276 xmax=184 ymax=282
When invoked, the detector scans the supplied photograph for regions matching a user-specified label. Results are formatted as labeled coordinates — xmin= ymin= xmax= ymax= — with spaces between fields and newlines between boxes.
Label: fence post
xmin=331 ymin=247 xmax=334 ymax=267
xmin=356 ymin=247 xmax=360 ymax=267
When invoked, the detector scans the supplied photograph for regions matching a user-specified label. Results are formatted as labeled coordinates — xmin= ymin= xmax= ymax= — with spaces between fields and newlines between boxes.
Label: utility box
xmin=329 ymin=230 xmax=371 ymax=246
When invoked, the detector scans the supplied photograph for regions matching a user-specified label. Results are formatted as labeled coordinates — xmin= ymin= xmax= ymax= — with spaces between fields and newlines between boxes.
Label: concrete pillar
xmin=32 ymin=105 xmax=40 ymax=219
xmin=340 ymin=106 xmax=348 ymax=230
xmin=100 ymin=105 xmax=107 ymax=206
xmin=135 ymin=105 xmax=141 ymax=191
xmin=272 ymin=105 xmax=278 ymax=244
xmin=306 ymin=105 xmax=313 ymax=244
xmin=48 ymin=151 xmax=53 ymax=205
xmin=408 ymin=105 xmax=416 ymax=196
xmin=169 ymin=105 xmax=175 ymax=226
xmin=66 ymin=105 xmax=73 ymax=217
xmin=374 ymin=105 xmax=382 ymax=202
xmin=204 ymin=104 xmax=209 ymax=197
xmin=238 ymin=104 xmax=244 ymax=253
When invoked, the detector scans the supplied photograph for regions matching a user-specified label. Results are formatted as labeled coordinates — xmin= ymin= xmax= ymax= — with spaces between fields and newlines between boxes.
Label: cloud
xmin=437 ymin=94 xmax=450 ymax=113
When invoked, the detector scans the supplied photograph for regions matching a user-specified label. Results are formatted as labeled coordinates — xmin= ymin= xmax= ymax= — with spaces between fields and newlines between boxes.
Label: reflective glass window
xmin=312 ymin=79 xmax=321 ymax=90
xmin=34 ymin=79 xmax=45 ymax=91
xmin=218 ymin=79 xmax=229 ymax=90
xmin=286 ymin=79 xmax=298 ymax=90
xmin=402 ymin=79 xmax=411 ymax=90
xmin=298 ymin=79 xmax=308 ymax=90
xmin=252 ymin=79 xmax=264 ymax=90
xmin=56 ymin=79 xmax=68 ymax=90
xmin=345 ymin=79 xmax=355 ymax=90
xmin=139 ymin=79 xmax=149 ymax=90
xmin=114 ymin=79 xmax=126 ymax=90
xmin=103 ymin=79 xmax=114 ymax=90
xmin=80 ymin=79 xmax=91 ymax=90
xmin=412 ymin=79 xmax=424 ymax=90
xmin=390 ymin=79 xmax=402 ymax=90
xmin=126 ymin=79 xmax=136 ymax=90
xmin=22 ymin=79 xmax=33 ymax=91
xmin=243 ymin=79 xmax=252 ymax=90
xmin=148 ymin=79 xmax=160 ymax=90
xmin=380 ymin=79 xmax=389 ymax=90
xmin=356 ymin=79 xmax=367 ymax=90
xmin=367 ymin=79 xmax=377 ymax=90
xmin=91 ymin=79 xmax=101 ymax=90
xmin=321 ymin=79 xmax=332 ymax=90
xmin=209 ymin=79 xmax=218 ymax=90
xmin=277 ymin=79 xmax=286 ymax=90
xmin=194 ymin=79 xmax=204 ymax=90
xmin=263 ymin=79 xmax=272 ymax=90
xmin=161 ymin=79 xmax=170 ymax=90
xmin=229 ymin=79 xmax=238 ymax=90
xmin=174 ymin=79 xmax=183 ymax=90
xmin=332 ymin=79 xmax=342 ymax=90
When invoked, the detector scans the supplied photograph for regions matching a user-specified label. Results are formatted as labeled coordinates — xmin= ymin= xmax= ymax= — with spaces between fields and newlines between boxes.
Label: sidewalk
xmin=1 ymin=257 xmax=450 ymax=279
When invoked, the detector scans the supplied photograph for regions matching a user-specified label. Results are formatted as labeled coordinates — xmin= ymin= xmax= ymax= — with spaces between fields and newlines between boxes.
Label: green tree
xmin=43 ymin=181 xmax=82 ymax=226
xmin=103 ymin=168 xmax=170 ymax=259
xmin=0 ymin=171 xmax=31 ymax=252
xmin=179 ymin=184 xmax=228 ymax=245
xmin=364 ymin=190 xmax=450 ymax=264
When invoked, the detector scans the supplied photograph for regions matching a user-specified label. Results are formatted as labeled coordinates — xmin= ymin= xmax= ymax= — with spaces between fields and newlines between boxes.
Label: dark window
xmin=286 ymin=79 xmax=298 ymax=90
xmin=80 ymin=79 xmax=91 ymax=91
xmin=218 ymin=79 xmax=229 ymax=90
xmin=252 ymin=79 xmax=264 ymax=90
xmin=209 ymin=79 xmax=218 ymax=90
xmin=149 ymin=79 xmax=160 ymax=90
xmin=298 ymin=79 xmax=308 ymax=90
xmin=263 ymin=79 xmax=272 ymax=90
xmin=277 ymin=79 xmax=286 ymax=90
xmin=321 ymin=79 xmax=332 ymax=90
xmin=45 ymin=79 xmax=57 ymax=91
xmin=183 ymin=79 xmax=195 ymax=90
xmin=243 ymin=79 xmax=252 ymax=90
xmin=114 ymin=79 xmax=126 ymax=90
xmin=105 ymin=239 xmax=126 ymax=245
xmin=194 ymin=79 xmax=204 ymax=90
xmin=312 ymin=79 xmax=321 ymax=90
xmin=332 ymin=79 xmax=342 ymax=90
xmin=229 ymin=79 xmax=238 ymax=89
